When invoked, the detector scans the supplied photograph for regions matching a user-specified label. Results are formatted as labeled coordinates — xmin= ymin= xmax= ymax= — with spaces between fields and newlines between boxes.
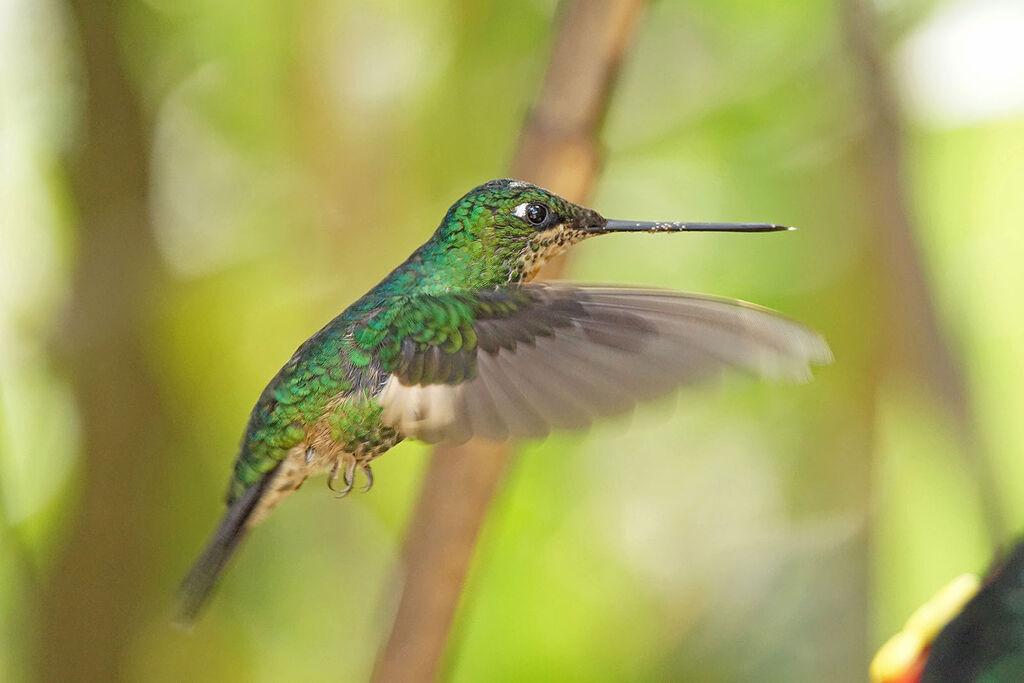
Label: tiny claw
xmin=328 ymin=460 xmax=357 ymax=498
xmin=361 ymin=464 xmax=374 ymax=493
xmin=305 ymin=447 xmax=315 ymax=464
xmin=327 ymin=461 xmax=352 ymax=497
xmin=326 ymin=462 xmax=341 ymax=492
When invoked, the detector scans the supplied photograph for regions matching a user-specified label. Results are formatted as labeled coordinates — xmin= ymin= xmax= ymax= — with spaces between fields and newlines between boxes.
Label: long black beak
xmin=585 ymin=220 xmax=792 ymax=234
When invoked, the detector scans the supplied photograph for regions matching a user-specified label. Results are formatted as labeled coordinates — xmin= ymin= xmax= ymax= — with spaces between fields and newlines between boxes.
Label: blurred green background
xmin=3 ymin=0 xmax=1024 ymax=681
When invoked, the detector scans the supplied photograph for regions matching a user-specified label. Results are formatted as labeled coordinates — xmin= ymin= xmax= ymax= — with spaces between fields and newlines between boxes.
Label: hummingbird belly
xmin=248 ymin=397 xmax=404 ymax=525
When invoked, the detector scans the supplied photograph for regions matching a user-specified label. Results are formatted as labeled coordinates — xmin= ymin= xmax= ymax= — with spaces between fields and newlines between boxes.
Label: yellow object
xmin=870 ymin=573 xmax=982 ymax=682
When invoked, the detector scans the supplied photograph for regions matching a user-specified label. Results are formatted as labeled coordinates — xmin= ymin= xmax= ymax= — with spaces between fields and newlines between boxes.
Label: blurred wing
xmin=376 ymin=283 xmax=832 ymax=443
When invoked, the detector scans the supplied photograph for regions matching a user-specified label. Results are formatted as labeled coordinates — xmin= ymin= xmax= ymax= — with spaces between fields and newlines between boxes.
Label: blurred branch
xmin=371 ymin=2 xmax=647 ymax=681
xmin=35 ymin=1 xmax=170 ymax=680
xmin=837 ymin=0 xmax=1006 ymax=543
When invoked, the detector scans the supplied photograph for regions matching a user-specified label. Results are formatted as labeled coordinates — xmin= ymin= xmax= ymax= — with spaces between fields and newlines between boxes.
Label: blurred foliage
xmin=2 ymin=0 xmax=1024 ymax=681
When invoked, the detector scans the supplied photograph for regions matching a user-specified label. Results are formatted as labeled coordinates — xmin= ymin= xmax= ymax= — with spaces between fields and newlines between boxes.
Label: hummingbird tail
xmin=175 ymin=465 xmax=279 ymax=628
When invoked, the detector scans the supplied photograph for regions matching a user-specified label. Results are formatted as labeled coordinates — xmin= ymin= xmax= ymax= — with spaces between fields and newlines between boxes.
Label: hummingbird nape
xmin=177 ymin=178 xmax=831 ymax=626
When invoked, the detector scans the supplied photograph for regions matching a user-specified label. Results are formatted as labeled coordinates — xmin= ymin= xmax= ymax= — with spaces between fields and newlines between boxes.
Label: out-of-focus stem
xmin=837 ymin=0 xmax=1006 ymax=545
xmin=34 ymin=1 xmax=170 ymax=680
xmin=371 ymin=2 xmax=647 ymax=681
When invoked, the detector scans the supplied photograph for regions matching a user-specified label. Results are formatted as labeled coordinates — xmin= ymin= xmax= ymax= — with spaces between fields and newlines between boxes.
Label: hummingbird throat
xmin=516 ymin=223 xmax=589 ymax=282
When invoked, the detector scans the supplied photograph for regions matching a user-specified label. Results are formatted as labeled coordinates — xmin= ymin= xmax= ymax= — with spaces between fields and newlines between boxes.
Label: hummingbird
xmin=177 ymin=178 xmax=832 ymax=625
xmin=872 ymin=540 xmax=1024 ymax=683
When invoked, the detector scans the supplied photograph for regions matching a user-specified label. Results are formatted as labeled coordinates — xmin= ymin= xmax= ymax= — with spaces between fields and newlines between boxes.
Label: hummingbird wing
xmin=369 ymin=283 xmax=832 ymax=443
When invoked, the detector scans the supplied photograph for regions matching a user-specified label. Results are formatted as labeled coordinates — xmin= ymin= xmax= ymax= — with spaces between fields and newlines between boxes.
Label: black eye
xmin=525 ymin=203 xmax=548 ymax=225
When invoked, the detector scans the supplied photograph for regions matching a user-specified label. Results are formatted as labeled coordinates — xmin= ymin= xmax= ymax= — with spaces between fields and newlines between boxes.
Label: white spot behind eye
xmin=512 ymin=202 xmax=530 ymax=218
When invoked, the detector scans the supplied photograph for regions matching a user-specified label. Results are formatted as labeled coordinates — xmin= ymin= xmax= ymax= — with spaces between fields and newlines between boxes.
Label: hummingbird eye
xmin=525 ymin=203 xmax=548 ymax=225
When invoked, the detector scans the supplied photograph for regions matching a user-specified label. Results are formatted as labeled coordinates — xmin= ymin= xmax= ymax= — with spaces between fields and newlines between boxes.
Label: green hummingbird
xmin=872 ymin=540 xmax=1024 ymax=683
xmin=178 ymin=178 xmax=831 ymax=625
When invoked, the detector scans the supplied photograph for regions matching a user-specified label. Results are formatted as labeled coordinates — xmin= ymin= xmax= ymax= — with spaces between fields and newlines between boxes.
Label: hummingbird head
xmin=430 ymin=178 xmax=791 ymax=285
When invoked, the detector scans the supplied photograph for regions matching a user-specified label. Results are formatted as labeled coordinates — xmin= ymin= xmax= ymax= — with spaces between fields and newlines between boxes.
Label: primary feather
xmin=376 ymin=283 xmax=831 ymax=443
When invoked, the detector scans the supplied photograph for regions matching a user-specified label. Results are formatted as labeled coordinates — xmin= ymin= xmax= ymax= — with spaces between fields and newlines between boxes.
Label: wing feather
xmin=377 ymin=283 xmax=831 ymax=443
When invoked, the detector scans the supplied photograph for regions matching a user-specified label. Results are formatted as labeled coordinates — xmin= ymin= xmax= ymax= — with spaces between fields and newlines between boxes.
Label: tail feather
xmin=176 ymin=465 xmax=279 ymax=628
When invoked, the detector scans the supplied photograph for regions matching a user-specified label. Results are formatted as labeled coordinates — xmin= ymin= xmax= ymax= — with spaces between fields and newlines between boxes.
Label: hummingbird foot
xmin=361 ymin=464 xmax=374 ymax=493
xmin=327 ymin=459 xmax=357 ymax=498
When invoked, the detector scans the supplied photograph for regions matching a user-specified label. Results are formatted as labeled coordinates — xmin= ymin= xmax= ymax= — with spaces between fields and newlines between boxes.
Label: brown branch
xmin=371 ymin=2 xmax=647 ymax=681
xmin=837 ymin=0 xmax=1006 ymax=543
xmin=34 ymin=1 xmax=171 ymax=680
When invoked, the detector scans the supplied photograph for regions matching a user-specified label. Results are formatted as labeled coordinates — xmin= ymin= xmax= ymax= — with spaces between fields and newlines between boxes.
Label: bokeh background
xmin=3 ymin=0 xmax=1024 ymax=681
